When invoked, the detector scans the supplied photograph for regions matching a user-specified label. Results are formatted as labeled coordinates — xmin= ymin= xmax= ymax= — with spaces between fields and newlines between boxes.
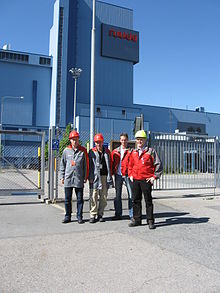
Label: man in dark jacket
xmin=60 ymin=130 xmax=89 ymax=224
xmin=89 ymin=133 xmax=113 ymax=223
xmin=128 ymin=130 xmax=163 ymax=229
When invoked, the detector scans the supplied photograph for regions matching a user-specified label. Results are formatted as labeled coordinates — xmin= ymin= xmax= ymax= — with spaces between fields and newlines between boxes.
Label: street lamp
xmin=0 ymin=96 xmax=24 ymax=157
xmin=69 ymin=67 xmax=82 ymax=130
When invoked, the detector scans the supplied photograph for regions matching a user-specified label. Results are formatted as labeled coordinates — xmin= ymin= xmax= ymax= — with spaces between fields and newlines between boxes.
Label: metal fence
xmin=51 ymin=129 xmax=220 ymax=201
xmin=0 ymin=130 xmax=45 ymax=197
xmin=150 ymin=132 xmax=220 ymax=190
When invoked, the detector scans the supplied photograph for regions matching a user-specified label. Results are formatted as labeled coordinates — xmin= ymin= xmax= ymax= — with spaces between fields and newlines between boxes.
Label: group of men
xmin=60 ymin=129 xmax=163 ymax=229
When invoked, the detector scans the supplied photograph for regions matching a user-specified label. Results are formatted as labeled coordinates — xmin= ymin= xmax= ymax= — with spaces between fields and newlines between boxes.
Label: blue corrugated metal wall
xmin=0 ymin=60 xmax=51 ymax=128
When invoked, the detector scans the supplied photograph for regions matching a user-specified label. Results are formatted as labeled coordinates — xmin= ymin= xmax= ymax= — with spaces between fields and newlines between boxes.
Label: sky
xmin=0 ymin=0 xmax=220 ymax=113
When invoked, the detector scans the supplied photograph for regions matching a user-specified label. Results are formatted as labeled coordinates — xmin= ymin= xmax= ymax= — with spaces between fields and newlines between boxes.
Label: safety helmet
xmin=69 ymin=130 xmax=80 ymax=140
xmin=135 ymin=130 xmax=147 ymax=139
xmin=94 ymin=133 xmax=104 ymax=142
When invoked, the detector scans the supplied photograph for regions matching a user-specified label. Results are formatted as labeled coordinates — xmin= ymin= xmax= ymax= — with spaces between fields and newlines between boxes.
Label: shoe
xmin=78 ymin=219 xmax=84 ymax=224
xmin=112 ymin=215 xmax=122 ymax=221
xmin=148 ymin=220 xmax=155 ymax=229
xmin=128 ymin=219 xmax=141 ymax=227
xmin=62 ymin=218 xmax=71 ymax=224
xmin=89 ymin=217 xmax=96 ymax=224
xmin=98 ymin=216 xmax=105 ymax=222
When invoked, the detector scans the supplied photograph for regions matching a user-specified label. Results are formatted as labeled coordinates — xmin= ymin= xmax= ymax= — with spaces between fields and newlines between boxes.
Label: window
xmin=0 ymin=51 xmax=29 ymax=63
xmin=39 ymin=57 xmax=51 ymax=65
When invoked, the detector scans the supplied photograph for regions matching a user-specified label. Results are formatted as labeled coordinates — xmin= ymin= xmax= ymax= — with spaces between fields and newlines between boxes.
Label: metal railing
xmin=149 ymin=132 xmax=219 ymax=190
xmin=49 ymin=129 xmax=220 ymax=201
xmin=0 ymin=130 xmax=45 ymax=197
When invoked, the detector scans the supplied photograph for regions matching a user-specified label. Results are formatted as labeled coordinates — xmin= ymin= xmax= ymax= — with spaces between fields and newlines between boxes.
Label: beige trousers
xmin=90 ymin=175 xmax=108 ymax=218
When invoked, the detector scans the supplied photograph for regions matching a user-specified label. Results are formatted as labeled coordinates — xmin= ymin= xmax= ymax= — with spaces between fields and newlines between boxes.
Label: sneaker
xmin=112 ymin=215 xmax=122 ymax=221
xmin=78 ymin=219 xmax=84 ymax=224
xmin=89 ymin=217 xmax=96 ymax=224
xmin=148 ymin=220 xmax=155 ymax=230
xmin=128 ymin=219 xmax=141 ymax=227
xmin=62 ymin=218 xmax=71 ymax=224
xmin=98 ymin=216 xmax=105 ymax=222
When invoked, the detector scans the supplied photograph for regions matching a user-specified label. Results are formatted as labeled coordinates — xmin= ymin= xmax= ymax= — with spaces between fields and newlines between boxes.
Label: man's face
xmin=70 ymin=137 xmax=79 ymax=148
xmin=95 ymin=140 xmax=103 ymax=150
xmin=136 ymin=137 xmax=146 ymax=149
xmin=120 ymin=135 xmax=128 ymax=148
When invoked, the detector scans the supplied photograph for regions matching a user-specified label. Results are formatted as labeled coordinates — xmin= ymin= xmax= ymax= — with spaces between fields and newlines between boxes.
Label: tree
xmin=59 ymin=124 xmax=71 ymax=157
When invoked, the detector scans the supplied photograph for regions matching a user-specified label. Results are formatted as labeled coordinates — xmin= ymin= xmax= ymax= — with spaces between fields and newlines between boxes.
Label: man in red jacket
xmin=128 ymin=130 xmax=163 ymax=229
xmin=112 ymin=133 xmax=133 ymax=220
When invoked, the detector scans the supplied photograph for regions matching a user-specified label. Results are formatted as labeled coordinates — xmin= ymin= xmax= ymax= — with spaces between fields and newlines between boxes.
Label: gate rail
xmin=149 ymin=132 xmax=220 ymax=190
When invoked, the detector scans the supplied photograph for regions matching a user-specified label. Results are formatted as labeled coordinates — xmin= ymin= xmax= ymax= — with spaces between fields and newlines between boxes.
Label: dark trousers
xmin=132 ymin=179 xmax=154 ymax=222
xmin=64 ymin=187 xmax=84 ymax=220
xmin=114 ymin=174 xmax=133 ymax=218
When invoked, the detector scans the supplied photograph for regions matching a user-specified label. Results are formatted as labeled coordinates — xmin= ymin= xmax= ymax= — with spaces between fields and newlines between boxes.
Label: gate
xmin=0 ymin=130 xmax=45 ymax=197
xmin=150 ymin=132 xmax=220 ymax=190
xmin=51 ymin=129 xmax=220 ymax=199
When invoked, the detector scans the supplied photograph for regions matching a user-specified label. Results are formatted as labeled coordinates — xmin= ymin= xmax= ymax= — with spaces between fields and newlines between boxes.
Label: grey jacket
xmin=89 ymin=147 xmax=113 ymax=190
xmin=60 ymin=145 xmax=89 ymax=188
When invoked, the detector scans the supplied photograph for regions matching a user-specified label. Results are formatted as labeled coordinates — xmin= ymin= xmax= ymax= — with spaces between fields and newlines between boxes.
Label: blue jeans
xmin=64 ymin=187 xmax=84 ymax=220
xmin=114 ymin=174 xmax=133 ymax=218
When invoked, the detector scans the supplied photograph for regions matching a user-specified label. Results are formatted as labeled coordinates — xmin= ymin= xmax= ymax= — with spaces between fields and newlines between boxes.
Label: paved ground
xmin=0 ymin=188 xmax=220 ymax=293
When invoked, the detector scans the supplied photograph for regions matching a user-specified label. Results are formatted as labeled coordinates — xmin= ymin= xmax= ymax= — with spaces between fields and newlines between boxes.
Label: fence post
xmin=48 ymin=126 xmax=55 ymax=202
xmin=55 ymin=127 xmax=60 ymax=201
xmin=40 ymin=131 xmax=45 ymax=200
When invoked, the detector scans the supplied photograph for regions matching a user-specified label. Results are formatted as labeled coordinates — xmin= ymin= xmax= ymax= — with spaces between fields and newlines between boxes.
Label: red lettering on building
xmin=117 ymin=31 xmax=122 ymax=39
xmin=109 ymin=29 xmax=138 ymax=42
xmin=109 ymin=29 xmax=116 ymax=37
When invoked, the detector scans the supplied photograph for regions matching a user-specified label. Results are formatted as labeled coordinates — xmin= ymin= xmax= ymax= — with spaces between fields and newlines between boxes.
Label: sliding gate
xmin=0 ymin=130 xmax=45 ymax=197
xmin=149 ymin=132 xmax=219 ymax=190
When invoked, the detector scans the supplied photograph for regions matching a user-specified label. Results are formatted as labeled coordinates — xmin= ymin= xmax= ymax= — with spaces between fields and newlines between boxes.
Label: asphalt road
xmin=0 ymin=190 xmax=220 ymax=293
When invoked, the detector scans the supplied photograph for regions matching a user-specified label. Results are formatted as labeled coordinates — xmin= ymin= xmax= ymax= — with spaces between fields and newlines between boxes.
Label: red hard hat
xmin=69 ymin=130 xmax=80 ymax=140
xmin=94 ymin=133 xmax=104 ymax=142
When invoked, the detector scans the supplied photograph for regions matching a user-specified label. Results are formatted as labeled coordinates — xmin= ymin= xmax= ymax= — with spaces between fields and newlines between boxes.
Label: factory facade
xmin=1 ymin=0 xmax=220 ymax=141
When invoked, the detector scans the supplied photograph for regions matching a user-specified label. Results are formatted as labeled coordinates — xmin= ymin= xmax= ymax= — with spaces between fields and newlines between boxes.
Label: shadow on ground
xmin=154 ymin=211 xmax=209 ymax=227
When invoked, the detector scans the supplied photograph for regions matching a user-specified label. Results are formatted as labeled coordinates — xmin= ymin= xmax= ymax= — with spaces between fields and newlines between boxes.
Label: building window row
xmin=39 ymin=57 xmax=51 ymax=65
xmin=0 ymin=51 xmax=29 ymax=62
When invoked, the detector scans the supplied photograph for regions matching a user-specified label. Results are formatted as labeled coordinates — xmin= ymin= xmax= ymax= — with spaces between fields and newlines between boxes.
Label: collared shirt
xmin=138 ymin=148 xmax=144 ymax=157
xmin=117 ymin=146 xmax=126 ymax=175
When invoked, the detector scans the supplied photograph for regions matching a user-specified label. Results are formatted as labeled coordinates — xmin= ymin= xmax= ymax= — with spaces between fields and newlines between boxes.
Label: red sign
xmin=109 ymin=29 xmax=138 ymax=42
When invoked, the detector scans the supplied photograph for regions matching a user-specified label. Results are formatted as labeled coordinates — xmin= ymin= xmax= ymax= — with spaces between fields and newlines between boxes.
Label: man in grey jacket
xmin=60 ymin=130 xmax=89 ymax=224
xmin=89 ymin=133 xmax=113 ymax=223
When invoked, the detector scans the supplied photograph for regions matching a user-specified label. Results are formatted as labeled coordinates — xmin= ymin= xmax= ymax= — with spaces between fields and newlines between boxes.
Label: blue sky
xmin=0 ymin=0 xmax=220 ymax=113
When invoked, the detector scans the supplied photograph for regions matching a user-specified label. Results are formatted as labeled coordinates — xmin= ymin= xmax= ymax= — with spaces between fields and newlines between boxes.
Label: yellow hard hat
xmin=135 ymin=130 xmax=147 ymax=139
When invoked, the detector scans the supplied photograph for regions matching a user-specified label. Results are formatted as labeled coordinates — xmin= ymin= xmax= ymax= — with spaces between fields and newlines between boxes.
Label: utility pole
xmin=90 ymin=0 xmax=96 ymax=148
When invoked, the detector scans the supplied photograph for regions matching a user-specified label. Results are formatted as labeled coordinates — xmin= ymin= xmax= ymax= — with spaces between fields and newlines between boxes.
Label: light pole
xmin=90 ymin=0 xmax=96 ymax=149
xmin=69 ymin=67 xmax=82 ymax=130
xmin=0 ymin=95 xmax=24 ymax=156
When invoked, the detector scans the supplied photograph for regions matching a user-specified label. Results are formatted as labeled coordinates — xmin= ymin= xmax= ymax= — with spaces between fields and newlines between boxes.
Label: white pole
xmin=0 ymin=100 xmax=3 ymax=157
xmin=90 ymin=0 xmax=96 ymax=149
xmin=73 ymin=78 xmax=77 ymax=130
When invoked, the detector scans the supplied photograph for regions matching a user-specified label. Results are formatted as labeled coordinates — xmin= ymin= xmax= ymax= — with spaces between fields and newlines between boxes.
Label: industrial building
xmin=1 ymin=0 xmax=220 ymax=140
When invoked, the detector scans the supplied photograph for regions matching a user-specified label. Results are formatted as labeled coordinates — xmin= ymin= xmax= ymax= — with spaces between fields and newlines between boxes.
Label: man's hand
xmin=61 ymin=178 xmax=64 ymax=185
xmin=130 ymin=176 xmax=133 ymax=182
xmin=146 ymin=177 xmax=155 ymax=184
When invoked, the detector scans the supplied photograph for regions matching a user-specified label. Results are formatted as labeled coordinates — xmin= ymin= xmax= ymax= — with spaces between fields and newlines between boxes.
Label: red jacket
xmin=112 ymin=147 xmax=131 ymax=176
xmin=128 ymin=146 xmax=163 ymax=180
